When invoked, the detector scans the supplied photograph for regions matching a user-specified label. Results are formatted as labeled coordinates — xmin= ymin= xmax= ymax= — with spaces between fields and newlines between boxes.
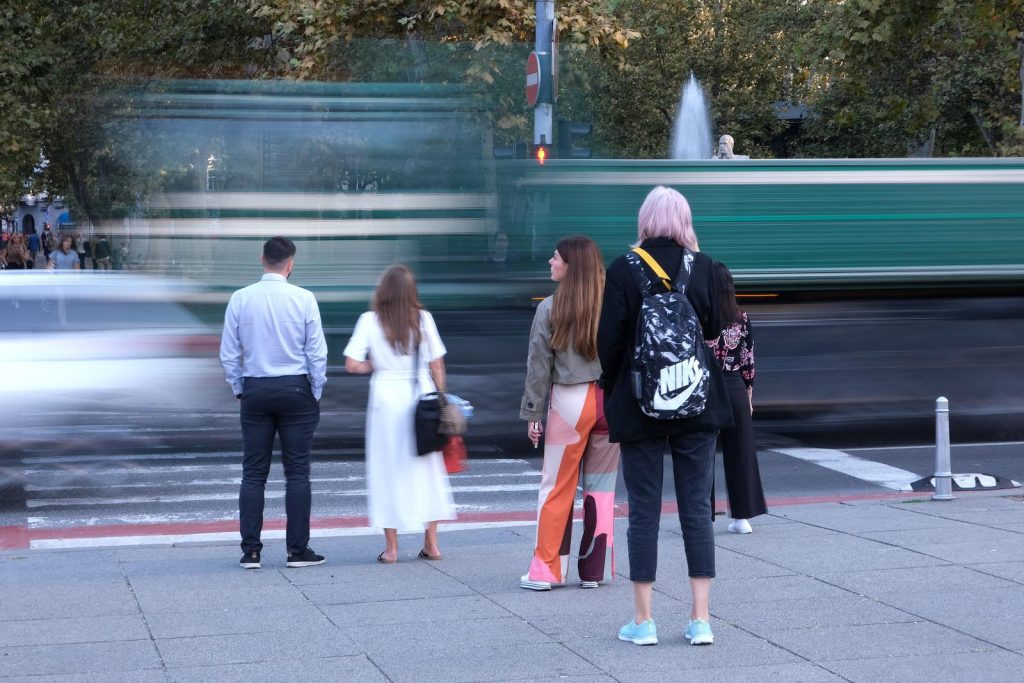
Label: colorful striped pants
xmin=526 ymin=382 xmax=620 ymax=585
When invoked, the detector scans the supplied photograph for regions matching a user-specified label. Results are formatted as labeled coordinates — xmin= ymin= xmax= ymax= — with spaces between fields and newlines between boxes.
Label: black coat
xmin=597 ymin=237 xmax=733 ymax=443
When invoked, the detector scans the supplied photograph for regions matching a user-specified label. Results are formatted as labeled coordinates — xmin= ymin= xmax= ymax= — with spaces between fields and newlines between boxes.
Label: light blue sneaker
xmin=685 ymin=618 xmax=714 ymax=645
xmin=618 ymin=618 xmax=658 ymax=645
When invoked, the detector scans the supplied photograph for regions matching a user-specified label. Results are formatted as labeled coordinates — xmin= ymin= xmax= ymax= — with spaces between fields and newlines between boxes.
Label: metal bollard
xmin=932 ymin=397 xmax=954 ymax=501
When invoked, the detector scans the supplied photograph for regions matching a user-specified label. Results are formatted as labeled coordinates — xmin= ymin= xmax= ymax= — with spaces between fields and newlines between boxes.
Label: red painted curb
xmin=0 ymin=491 xmax=927 ymax=551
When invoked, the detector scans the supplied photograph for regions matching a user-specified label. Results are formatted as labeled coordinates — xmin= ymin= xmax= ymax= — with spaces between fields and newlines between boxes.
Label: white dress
xmin=343 ymin=310 xmax=456 ymax=531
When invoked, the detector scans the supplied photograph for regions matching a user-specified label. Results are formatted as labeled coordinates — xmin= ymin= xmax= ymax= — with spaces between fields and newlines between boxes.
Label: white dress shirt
xmin=219 ymin=273 xmax=328 ymax=399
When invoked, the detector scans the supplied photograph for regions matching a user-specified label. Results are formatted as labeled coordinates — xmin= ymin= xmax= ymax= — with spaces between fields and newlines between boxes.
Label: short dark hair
xmin=263 ymin=236 xmax=296 ymax=266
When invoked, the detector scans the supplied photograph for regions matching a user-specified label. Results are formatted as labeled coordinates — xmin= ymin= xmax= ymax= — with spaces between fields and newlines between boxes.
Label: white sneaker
xmin=728 ymin=519 xmax=752 ymax=534
xmin=579 ymin=580 xmax=600 ymax=589
xmin=520 ymin=574 xmax=552 ymax=591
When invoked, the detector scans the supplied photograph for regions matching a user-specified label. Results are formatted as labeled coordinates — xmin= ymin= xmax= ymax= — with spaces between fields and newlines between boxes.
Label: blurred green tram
xmin=91 ymin=81 xmax=1024 ymax=435
xmin=114 ymin=82 xmax=1024 ymax=327
xmin=498 ymin=158 xmax=1024 ymax=299
xmin=117 ymin=80 xmax=501 ymax=325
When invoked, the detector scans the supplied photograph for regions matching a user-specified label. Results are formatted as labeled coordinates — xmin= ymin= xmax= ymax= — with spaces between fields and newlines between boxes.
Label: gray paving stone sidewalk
xmin=2 ymin=494 xmax=1023 ymax=681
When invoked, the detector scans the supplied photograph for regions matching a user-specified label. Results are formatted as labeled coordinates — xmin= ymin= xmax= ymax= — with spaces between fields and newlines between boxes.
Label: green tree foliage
xmin=587 ymin=0 xmax=825 ymax=159
xmin=0 ymin=1 xmax=56 ymax=208
xmin=804 ymin=0 xmax=1024 ymax=157
xmin=245 ymin=1 xmax=634 ymax=148
xmin=0 ymin=0 xmax=269 ymax=219
xmin=1 ymin=1 xmax=632 ymax=213
xmin=3 ymin=0 xmax=1021 ymax=219
xmin=246 ymin=0 xmax=631 ymax=78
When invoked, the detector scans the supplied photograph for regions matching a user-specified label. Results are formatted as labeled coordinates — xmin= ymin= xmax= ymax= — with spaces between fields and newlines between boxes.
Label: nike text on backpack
xmin=625 ymin=247 xmax=710 ymax=420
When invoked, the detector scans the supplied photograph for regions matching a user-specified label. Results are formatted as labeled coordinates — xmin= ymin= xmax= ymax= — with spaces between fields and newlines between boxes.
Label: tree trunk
xmin=64 ymin=155 xmax=100 ymax=230
xmin=971 ymin=112 xmax=996 ymax=154
xmin=1018 ymin=38 xmax=1023 ymax=127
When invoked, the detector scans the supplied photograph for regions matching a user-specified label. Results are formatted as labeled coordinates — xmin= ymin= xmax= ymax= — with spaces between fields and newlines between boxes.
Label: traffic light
xmin=557 ymin=120 xmax=593 ymax=159
xmin=493 ymin=142 xmax=529 ymax=159
xmin=531 ymin=142 xmax=554 ymax=165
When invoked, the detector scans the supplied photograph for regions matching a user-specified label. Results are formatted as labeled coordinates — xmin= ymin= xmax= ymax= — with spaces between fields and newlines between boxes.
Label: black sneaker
xmin=240 ymin=550 xmax=261 ymax=569
xmin=286 ymin=547 xmax=325 ymax=568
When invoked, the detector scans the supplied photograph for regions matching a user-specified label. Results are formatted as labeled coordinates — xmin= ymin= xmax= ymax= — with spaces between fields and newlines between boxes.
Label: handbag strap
xmin=413 ymin=330 xmax=448 ymax=408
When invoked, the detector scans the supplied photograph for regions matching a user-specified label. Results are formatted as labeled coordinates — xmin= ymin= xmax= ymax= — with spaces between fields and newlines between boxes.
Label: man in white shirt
xmin=220 ymin=236 xmax=328 ymax=569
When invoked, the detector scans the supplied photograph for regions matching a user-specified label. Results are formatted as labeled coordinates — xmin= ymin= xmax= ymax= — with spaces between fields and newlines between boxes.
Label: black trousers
xmin=719 ymin=371 xmax=768 ymax=519
xmin=239 ymin=375 xmax=320 ymax=554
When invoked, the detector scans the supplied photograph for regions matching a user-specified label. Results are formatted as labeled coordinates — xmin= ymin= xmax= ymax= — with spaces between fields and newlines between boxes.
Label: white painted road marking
xmin=774 ymin=448 xmax=919 ymax=491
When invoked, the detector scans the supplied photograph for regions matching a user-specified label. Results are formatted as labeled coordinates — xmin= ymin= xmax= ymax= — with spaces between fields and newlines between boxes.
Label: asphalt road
xmin=3 ymin=295 xmax=1023 ymax=533
xmin=2 ymin=438 xmax=1021 ymax=539
xmin=5 ymin=294 xmax=1023 ymax=460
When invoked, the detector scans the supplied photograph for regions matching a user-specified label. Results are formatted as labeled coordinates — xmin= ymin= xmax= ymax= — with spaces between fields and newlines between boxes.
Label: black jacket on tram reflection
xmin=597 ymin=237 xmax=733 ymax=444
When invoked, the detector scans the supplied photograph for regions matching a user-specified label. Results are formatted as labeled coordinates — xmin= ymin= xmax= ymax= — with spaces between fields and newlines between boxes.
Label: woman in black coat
xmin=598 ymin=186 xmax=732 ymax=647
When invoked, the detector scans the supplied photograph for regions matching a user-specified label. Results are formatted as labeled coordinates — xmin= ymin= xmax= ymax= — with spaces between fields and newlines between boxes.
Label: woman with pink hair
xmin=598 ymin=186 xmax=732 ymax=646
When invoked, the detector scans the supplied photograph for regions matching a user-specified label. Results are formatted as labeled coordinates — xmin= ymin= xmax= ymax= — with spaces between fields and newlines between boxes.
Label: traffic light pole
xmin=534 ymin=0 xmax=554 ymax=148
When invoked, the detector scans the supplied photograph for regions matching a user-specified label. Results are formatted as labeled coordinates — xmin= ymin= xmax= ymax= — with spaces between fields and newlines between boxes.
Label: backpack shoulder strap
xmin=630 ymin=247 xmax=673 ymax=293
xmin=624 ymin=250 xmax=655 ymax=297
xmin=672 ymin=248 xmax=696 ymax=295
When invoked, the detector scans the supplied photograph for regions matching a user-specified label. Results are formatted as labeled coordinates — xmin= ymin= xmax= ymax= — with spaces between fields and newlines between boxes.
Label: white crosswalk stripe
xmin=773 ymin=447 xmax=920 ymax=491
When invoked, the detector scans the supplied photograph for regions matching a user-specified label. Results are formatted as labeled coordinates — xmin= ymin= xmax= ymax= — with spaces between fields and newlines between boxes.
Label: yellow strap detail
xmin=632 ymin=247 xmax=672 ymax=291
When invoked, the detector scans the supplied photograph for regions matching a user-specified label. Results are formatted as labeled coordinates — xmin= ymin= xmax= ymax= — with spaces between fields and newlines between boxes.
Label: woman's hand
xmin=527 ymin=421 xmax=543 ymax=448
xmin=747 ymin=386 xmax=754 ymax=415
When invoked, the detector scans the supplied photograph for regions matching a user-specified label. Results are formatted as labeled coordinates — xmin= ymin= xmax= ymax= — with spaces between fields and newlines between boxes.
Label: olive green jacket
xmin=519 ymin=296 xmax=602 ymax=422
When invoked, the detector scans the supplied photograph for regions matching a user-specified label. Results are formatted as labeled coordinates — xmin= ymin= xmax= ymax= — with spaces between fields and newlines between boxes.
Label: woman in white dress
xmin=343 ymin=265 xmax=456 ymax=563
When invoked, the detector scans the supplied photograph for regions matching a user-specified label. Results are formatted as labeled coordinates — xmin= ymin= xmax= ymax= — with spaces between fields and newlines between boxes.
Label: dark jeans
xmin=239 ymin=375 xmax=320 ymax=555
xmin=620 ymin=430 xmax=717 ymax=581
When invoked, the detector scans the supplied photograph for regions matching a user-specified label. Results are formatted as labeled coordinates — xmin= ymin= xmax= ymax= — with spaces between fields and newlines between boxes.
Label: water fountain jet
xmin=669 ymin=74 xmax=712 ymax=160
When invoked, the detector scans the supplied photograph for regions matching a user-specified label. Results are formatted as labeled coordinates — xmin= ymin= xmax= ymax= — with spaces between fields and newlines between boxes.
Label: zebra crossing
xmin=16 ymin=451 xmax=545 ymax=535
xmin=11 ymin=442 xmax=1016 ymax=550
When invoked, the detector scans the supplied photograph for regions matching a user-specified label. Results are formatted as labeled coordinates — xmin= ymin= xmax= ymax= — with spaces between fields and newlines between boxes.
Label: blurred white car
xmin=0 ymin=271 xmax=221 ymax=415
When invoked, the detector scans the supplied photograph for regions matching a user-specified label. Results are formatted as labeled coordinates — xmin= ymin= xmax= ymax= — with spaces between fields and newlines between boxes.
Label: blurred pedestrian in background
xmin=598 ymin=186 xmax=732 ymax=647
xmin=4 ymin=233 xmax=30 ymax=269
xmin=706 ymin=262 xmax=767 ymax=534
xmin=344 ymin=264 xmax=456 ymax=564
xmin=27 ymin=229 xmax=40 ymax=268
xmin=41 ymin=225 xmax=56 ymax=262
xmin=220 ymin=236 xmax=328 ymax=570
xmin=93 ymin=235 xmax=112 ymax=270
xmin=520 ymin=235 xmax=620 ymax=591
xmin=48 ymin=236 xmax=80 ymax=270
xmin=485 ymin=230 xmax=517 ymax=267
xmin=74 ymin=234 xmax=88 ymax=269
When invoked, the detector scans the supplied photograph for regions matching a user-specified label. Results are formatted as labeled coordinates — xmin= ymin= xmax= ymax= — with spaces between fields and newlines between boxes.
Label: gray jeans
xmin=620 ymin=430 xmax=717 ymax=581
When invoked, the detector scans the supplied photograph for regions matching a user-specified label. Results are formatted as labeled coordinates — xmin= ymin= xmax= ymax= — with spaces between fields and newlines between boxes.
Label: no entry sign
xmin=525 ymin=51 xmax=541 ymax=107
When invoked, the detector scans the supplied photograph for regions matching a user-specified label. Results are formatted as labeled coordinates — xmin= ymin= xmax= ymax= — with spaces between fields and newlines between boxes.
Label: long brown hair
xmin=710 ymin=261 xmax=742 ymax=335
xmin=550 ymin=235 xmax=605 ymax=361
xmin=372 ymin=264 xmax=423 ymax=354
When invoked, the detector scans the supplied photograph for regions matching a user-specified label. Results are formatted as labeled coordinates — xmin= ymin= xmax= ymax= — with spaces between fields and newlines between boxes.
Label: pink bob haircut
xmin=635 ymin=186 xmax=700 ymax=251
